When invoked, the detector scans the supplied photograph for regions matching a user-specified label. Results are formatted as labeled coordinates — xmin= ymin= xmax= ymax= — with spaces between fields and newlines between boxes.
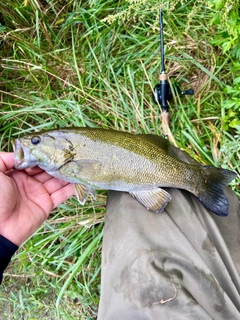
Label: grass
xmin=0 ymin=0 xmax=239 ymax=318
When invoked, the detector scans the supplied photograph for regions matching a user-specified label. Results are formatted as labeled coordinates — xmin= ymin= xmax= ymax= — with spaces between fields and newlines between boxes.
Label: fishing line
xmin=153 ymin=7 xmax=194 ymax=109
xmin=152 ymin=3 xmax=194 ymax=138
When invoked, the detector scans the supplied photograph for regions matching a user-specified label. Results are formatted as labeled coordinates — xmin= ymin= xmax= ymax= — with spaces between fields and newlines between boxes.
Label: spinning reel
xmin=153 ymin=9 xmax=194 ymax=113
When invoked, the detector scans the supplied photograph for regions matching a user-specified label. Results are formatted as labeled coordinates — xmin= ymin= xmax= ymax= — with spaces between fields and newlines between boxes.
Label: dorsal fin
xmin=138 ymin=134 xmax=197 ymax=164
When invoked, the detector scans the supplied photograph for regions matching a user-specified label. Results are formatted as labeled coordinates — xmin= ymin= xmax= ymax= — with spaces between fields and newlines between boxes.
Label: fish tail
xmin=195 ymin=166 xmax=236 ymax=217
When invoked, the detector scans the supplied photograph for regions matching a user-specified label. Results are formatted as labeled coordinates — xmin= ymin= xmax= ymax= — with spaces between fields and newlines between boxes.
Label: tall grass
xmin=0 ymin=0 xmax=239 ymax=318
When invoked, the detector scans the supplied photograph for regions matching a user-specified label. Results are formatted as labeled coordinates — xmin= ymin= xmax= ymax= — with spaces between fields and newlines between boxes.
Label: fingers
xmin=33 ymin=171 xmax=55 ymax=183
xmin=1 ymin=151 xmax=75 ymax=213
xmin=33 ymin=170 xmax=75 ymax=206
xmin=51 ymin=184 xmax=75 ymax=209
xmin=44 ymin=177 xmax=71 ymax=194
xmin=31 ymin=170 xmax=73 ymax=196
xmin=0 ymin=152 xmax=15 ymax=172
xmin=25 ymin=167 xmax=44 ymax=175
xmin=31 ymin=170 xmax=70 ymax=194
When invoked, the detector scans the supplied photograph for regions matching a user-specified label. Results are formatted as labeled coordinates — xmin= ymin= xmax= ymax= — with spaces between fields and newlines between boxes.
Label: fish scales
xmin=64 ymin=129 xmax=194 ymax=191
xmin=13 ymin=128 xmax=236 ymax=216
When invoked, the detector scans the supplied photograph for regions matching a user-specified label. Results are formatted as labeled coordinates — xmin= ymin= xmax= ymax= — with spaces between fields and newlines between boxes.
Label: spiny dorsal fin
xmin=138 ymin=134 xmax=198 ymax=164
xmin=137 ymin=134 xmax=170 ymax=152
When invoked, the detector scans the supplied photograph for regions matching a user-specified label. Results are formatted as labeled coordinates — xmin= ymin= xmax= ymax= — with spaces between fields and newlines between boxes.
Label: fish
xmin=13 ymin=127 xmax=236 ymax=217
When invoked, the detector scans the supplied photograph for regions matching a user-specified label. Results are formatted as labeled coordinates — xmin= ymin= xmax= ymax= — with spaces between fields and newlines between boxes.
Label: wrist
xmin=0 ymin=234 xmax=19 ymax=284
xmin=0 ymin=224 xmax=24 ymax=247
xmin=0 ymin=234 xmax=19 ymax=250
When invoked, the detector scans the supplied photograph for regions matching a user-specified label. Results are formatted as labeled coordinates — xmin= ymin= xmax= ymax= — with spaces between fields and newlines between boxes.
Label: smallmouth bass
xmin=13 ymin=128 xmax=236 ymax=216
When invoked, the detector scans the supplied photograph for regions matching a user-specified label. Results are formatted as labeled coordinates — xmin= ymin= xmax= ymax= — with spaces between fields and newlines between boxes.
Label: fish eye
xmin=31 ymin=136 xmax=41 ymax=145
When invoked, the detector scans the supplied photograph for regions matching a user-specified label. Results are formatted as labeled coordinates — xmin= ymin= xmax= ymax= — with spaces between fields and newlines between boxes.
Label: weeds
xmin=0 ymin=0 xmax=239 ymax=318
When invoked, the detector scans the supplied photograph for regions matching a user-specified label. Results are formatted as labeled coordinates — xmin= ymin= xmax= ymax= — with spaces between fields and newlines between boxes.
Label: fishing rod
xmin=153 ymin=8 xmax=194 ymax=112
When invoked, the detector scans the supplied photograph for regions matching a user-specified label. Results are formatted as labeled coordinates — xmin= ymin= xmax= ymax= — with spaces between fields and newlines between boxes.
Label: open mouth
xmin=12 ymin=139 xmax=26 ymax=169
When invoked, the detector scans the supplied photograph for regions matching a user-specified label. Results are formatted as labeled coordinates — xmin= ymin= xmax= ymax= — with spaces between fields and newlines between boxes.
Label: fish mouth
xmin=12 ymin=139 xmax=30 ymax=169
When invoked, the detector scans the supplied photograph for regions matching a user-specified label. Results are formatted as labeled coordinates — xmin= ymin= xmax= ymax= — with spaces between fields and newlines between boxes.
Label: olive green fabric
xmin=97 ymin=147 xmax=240 ymax=319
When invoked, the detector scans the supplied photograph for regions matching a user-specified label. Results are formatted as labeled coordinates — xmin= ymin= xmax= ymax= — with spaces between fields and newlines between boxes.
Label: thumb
xmin=0 ymin=152 xmax=15 ymax=172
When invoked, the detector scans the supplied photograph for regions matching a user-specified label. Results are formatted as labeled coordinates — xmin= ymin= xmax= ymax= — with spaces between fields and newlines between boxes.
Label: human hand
xmin=0 ymin=152 xmax=74 ymax=246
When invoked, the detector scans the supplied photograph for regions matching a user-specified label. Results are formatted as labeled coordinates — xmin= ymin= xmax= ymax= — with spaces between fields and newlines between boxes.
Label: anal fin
xmin=74 ymin=184 xmax=96 ymax=205
xmin=130 ymin=188 xmax=172 ymax=213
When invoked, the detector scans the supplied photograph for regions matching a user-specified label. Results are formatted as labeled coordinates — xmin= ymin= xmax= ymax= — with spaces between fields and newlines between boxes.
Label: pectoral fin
xmin=73 ymin=159 xmax=103 ymax=174
xmin=130 ymin=188 xmax=172 ymax=213
xmin=74 ymin=184 xmax=96 ymax=205
xmin=61 ymin=159 xmax=102 ymax=176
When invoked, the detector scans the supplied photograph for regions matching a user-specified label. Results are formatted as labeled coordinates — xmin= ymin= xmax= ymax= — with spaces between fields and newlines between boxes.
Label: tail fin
xmin=196 ymin=166 xmax=236 ymax=217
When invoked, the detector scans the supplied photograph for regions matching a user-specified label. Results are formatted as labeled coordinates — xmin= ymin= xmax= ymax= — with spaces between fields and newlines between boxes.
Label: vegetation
xmin=0 ymin=0 xmax=239 ymax=318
